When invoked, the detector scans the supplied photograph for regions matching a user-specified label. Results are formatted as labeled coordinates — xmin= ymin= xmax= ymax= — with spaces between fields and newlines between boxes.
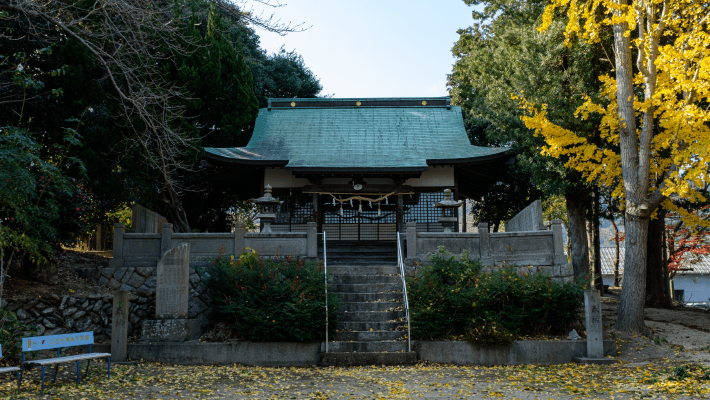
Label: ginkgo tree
xmin=518 ymin=0 xmax=710 ymax=332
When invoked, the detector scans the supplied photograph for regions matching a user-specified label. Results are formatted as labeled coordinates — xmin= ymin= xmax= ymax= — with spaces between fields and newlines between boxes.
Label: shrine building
xmin=202 ymin=97 xmax=511 ymax=241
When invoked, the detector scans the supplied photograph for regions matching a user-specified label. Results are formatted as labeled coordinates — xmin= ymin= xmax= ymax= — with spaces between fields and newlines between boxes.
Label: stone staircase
xmin=320 ymin=242 xmax=417 ymax=366
xmin=319 ymin=240 xmax=398 ymax=265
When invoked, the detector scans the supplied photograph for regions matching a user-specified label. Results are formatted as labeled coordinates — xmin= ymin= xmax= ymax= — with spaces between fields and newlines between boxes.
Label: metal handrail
xmin=396 ymin=232 xmax=412 ymax=353
xmin=318 ymin=232 xmax=328 ymax=353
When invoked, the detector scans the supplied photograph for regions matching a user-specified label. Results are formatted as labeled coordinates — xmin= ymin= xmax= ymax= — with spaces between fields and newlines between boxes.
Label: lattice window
xmin=271 ymin=190 xmax=313 ymax=231
xmin=403 ymin=191 xmax=458 ymax=232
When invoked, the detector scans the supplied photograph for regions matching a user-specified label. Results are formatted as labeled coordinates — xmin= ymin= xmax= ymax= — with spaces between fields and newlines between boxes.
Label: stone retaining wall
xmin=5 ymin=293 xmax=158 ymax=342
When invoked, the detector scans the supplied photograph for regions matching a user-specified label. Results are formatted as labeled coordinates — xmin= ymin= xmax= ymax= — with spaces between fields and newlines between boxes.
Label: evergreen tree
xmin=448 ymin=0 xmax=613 ymax=281
xmin=170 ymin=5 xmax=259 ymax=148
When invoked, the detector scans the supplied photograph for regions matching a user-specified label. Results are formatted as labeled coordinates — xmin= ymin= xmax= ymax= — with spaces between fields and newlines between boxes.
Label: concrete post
xmin=406 ymin=221 xmax=417 ymax=260
xmin=161 ymin=223 xmax=173 ymax=255
xmin=478 ymin=222 xmax=492 ymax=266
xmin=111 ymin=290 xmax=129 ymax=362
xmin=307 ymin=222 xmax=317 ymax=258
xmin=551 ymin=219 xmax=568 ymax=265
xmin=234 ymin=222 xmax=245 ymax=255
xmin=584 ymin=289 xmax=604 ymax=358
xmin=109 ymin=223 xmax=125 ymax=268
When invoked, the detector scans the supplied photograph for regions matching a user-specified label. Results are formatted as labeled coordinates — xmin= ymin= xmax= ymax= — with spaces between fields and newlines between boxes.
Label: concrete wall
xmin=505 ymin=199 xmax=545 ymax=232
xmin=405 ymin=220 xmax=571 ymax=281
xmin=94 ymin=342 xmax=322 ymax=366
xmin=404 ymin=165 xmax=454 ymax=187
xmin=672 ymin=275 xmax=710 ymax=304
xmin=265 ymin=165 xmax=454 ymax=189
xmin=416 ymin=340 xmax=617 ymax=365
xmin=264 ymin=167 xmax=311 ymax=188
xmin=86 ymin=339 xmax=616 ymax=366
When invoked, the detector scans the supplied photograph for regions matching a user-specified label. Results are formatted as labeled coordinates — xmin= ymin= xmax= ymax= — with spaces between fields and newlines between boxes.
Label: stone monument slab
xmin=141 ymin=242 xmax=201 ymax=342
xmin=584 ymin=289 xmax=604 ymax=358
xmin=573 ymin=289 xmax=617 ymax=364
xmin=156 ymin=242 xmax=190 ymax=319
xmin=111 ymin=290 xmax=129 ymax=361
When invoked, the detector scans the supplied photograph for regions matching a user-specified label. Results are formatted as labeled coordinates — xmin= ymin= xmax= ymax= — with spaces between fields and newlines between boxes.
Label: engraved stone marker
xmin=141 ymin=242 xmax=201 ymax=342
xmin=584 ymin=289 xmax=604 ymax=358
xmin=155 ymin=243 xmax=190 ymax=319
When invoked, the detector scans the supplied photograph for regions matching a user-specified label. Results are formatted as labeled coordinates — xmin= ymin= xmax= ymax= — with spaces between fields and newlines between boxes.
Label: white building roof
xmin=600 ymin=247 xmax=710 ymax=275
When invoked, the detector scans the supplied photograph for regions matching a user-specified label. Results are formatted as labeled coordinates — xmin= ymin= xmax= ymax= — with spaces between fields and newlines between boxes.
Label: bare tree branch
xmin=0 ymin=0 xmax=304 ymax=232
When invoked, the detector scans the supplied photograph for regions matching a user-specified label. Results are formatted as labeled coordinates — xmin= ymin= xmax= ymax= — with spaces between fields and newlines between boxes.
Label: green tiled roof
xmin=204 ymin=97 xmax=509 ymax=171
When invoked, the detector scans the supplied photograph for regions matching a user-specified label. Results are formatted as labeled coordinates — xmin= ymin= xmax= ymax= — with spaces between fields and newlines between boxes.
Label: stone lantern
xmin=434 ymin=189 xmax=463 ymax=233
xmin=252 ymin=184 xmax=282 ymax=233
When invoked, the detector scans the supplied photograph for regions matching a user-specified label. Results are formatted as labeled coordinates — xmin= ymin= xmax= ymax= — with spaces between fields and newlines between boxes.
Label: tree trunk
xmin=616 ymin=214 xmax=649 ymax=332
xmin=612 ymin=0 xmax=656 ymax=334
xmin=611 ymin=219 xmax=620 ymax=287
xmin=566 ymin=191 xmax=590 ymax=283
xmin=663 ymin=224 xmax=672 ymax=302
xmin=160 ymin=172 xmax=191 ymax=233
xmin=593 ymin=189 xmax=602 ymax=291
xmin=645 ymin=212 xmax=672 ymax=308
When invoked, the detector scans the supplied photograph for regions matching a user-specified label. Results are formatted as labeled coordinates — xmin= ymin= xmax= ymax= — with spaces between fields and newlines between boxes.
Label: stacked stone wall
xmin=7 ymin=293 xmax=145 ymax=341
xmin=6 ymin=263 xmax=211 ymax=342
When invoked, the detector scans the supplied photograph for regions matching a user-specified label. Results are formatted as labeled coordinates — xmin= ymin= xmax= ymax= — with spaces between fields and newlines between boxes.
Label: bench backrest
xmin=22 ymin=332 xmax=95 ymax=352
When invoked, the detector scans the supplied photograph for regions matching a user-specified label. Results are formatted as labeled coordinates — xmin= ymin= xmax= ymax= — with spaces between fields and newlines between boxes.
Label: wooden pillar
xmin=396 ymin=194 xmax=404 ymax=233
xmin=313 ymin=193 xmax=322 ymax=233
xmin=96 ymin=223 xmax=102 ymax=251
xmin=461 ymin=199 xmax=467 ymax=233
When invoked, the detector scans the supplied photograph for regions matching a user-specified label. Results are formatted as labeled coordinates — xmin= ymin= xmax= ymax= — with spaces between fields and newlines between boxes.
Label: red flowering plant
xmin=666 ymin=207 xmax=710 ymax=279
xmin=0 ymin=124 xmax=91 ymax=297
xmin=197 ymin=249 xmax=340 ymax=342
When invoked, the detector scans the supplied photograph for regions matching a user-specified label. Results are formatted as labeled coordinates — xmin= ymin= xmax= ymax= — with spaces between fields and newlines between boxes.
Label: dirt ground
xmin=3 ymin=250 xmax=113 ymax=300
xmin=2 ymin=254 xmax=710 ymax=399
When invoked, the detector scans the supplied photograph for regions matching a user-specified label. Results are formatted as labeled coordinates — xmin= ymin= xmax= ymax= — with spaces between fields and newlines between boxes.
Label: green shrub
xmin=0 ymin=309 xmax=37 ymax=359
xmin=198 ymin=248 xmax=339 ymax=342
xmin=465 ymin=320 xmax=516 ymax=348
xmin=407 ymin=247 xmax=584 ymax=345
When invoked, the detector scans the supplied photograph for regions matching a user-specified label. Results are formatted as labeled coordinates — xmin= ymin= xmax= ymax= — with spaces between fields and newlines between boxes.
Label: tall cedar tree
xmin=167 ymin=7 xmax=259 ymax=232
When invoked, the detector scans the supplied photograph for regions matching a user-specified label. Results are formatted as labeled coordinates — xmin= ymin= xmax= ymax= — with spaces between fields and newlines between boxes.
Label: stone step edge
xmin=320 ymin=352 xmax=418 ymax=366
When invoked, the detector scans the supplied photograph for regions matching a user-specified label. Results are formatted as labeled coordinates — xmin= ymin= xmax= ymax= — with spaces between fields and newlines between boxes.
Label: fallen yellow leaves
xmin=1 ymin=359 xmax=708 ymax=399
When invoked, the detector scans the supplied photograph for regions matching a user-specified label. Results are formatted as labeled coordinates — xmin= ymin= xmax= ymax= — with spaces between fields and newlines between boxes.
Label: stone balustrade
xmin=405 ymin=220 xmax=572 ymax=282
xmin=110 ymin=222 xmax=318 ymax=270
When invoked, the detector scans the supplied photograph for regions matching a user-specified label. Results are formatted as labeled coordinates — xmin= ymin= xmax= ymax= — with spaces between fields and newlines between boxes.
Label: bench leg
xmin=85 ymin=359 xmax=91 ymax=379
xmin=41 ymin=366 xmax=45 ymax=392
xmin=76 ymin=361 xmax=80 ymax=385
xmin=53 ymin=363 xmax=59 ymax=383
xmin=16 ymin=364 xmax=24 ymax=393
xmin=108 ymin=356 xmax=111 ymax=379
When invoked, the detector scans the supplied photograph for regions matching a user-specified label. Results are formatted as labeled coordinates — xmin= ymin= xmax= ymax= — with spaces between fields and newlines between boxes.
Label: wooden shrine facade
xmin=202 ymin=97 xmax=512 ymax=240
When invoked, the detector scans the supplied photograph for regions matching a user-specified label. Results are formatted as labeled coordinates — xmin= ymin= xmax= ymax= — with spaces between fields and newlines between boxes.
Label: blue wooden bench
xmin=0 ymin=344 xmax=21 ymax=375
xmin=19 ymin=332 xmax=111 ymax=391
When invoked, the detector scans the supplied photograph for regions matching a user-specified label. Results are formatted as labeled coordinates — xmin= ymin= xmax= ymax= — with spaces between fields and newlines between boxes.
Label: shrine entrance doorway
xmin=269 ymin=190 xmax=459 ymax=241
xmin=322 ymin=200 xmax=397 ymax=241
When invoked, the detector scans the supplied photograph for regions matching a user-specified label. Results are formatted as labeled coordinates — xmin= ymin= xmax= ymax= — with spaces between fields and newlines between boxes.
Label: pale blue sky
xmin=251 ymin=0 xmax=483 ymax=98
